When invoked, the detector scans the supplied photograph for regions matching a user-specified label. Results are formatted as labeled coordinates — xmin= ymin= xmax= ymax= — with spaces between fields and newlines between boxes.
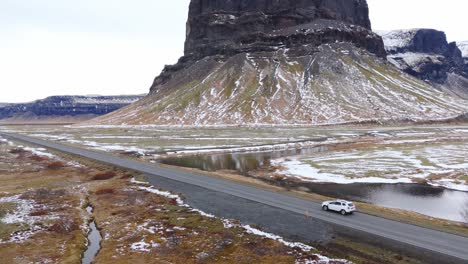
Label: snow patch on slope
xmin=377 ymin=29 xmax=419 ymax=52
xmin=87 ymin=43 xmax=468 ymax=126
xmin=457 ymin=41 xmax=468 ymax=57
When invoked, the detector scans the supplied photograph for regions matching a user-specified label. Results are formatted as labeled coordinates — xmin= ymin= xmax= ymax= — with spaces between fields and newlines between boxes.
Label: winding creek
xmin=160 ymin=148 xmax=468 ymax=223
xmin=82 ymin=206 xmax=102 ymax=264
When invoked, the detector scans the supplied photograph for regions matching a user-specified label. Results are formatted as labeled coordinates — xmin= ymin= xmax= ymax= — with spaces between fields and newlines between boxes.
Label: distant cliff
xmin=0 ymin=95 xmax=144 ymax=124
xmin=378 ymin=29 xmax=468 ymax=99
xmin=459 ymin=41 xmax=468 ymax=77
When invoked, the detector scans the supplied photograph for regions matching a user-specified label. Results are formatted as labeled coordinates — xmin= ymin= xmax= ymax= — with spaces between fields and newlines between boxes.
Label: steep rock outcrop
xmin=152 ymin=0 xmax=385 ymax=90
xmin=87 ymin=1 xmax=467 ymax=126
xmin=379 ymin=29 xmax=465 ymax=81
xmin=379 ymin=29 xmax=468 ymax=99
xmin=185 ymin=0 xmax=374 ymax=56
xmin=90 ymin=42 xmax=467 ymax=126
xmin=0 ymin=95 xmax=144 ymax=123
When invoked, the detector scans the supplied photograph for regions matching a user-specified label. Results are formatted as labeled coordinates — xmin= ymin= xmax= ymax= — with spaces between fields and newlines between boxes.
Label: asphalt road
xmin=3 ymin=132 xmax=468 ymax=262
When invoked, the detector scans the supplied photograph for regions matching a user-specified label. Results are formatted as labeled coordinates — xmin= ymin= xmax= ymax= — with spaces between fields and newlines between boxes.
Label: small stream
xmin=160 ymin=148 xmax=468 ymax=223
xmin=82 ymin=206 xmax=102 ymax=264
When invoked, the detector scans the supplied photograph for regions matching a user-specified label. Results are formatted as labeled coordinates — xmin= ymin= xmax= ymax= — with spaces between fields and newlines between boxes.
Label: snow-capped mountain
xmin=458 ymin=41 xmax=468 ymax=80
xmin=378 ymin=29 xmax=468 ymax=99
xmin=458 ymin=41 xmax=468 ymax=58
xmin=86 ymin=0 xmax=468 ymax=126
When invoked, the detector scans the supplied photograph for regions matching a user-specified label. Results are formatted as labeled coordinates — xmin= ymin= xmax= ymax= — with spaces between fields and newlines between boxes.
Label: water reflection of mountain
xmin=160 ymin=145 xmax=329 ymax=175
xmin=391 ymin=184 xmax=445 ymax=197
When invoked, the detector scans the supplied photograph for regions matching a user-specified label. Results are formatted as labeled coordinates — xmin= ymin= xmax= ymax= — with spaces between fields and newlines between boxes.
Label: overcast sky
xmin=1 ymin=0 xmax=467 ymax=103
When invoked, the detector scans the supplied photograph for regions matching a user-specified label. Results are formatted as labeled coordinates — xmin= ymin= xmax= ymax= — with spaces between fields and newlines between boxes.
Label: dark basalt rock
xmin=380 ymin=29 xmax=466 ymax=84
xmin=0 ymin=95 xmax=143 ymax=120
xmin=151 ymin=0 xmax=386 ymax=91
xmin=185 ymin=0 xmax=373 ymax=55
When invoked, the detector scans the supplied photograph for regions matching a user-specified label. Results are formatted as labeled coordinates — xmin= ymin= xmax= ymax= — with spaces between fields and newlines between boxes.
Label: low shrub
xmin=120 ymin=173 xmax=134 ymax=179
xmin=49 ymin=219 xmax=79 ymax=234
xmin=92 ymin=171 xmax=116 ymax=180
xmin=30 ymin=209 xmax=49 ymax=216
xmin=31 ymin=155 xmax=48 ymax=162
xmin=9 ymin=148 xmax=26 ymax=154
xmin=20 ymin=188 xmax=67 ymax=200
xmin=95 ymin=188 xmax=115 ymax=195
xmin=47 ymin=161 xmax=65 ymax=169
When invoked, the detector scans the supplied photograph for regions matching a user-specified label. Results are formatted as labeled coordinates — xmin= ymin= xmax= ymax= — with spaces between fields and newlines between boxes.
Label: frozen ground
xmin=131 ymin=178 xmax=348 ymax=264
xmin=272 ymin=128 xmax=468 ymax=191
xmin=1 ymin=125 xmax=468 ymax=191
xmin=0 ymin=125 xmax=362 ymax=154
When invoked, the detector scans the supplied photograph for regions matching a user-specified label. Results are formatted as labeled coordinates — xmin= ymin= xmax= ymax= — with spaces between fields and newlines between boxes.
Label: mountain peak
xmin=152 ymin=0 xmax=385 ymax=90
xmin=86 ymin=1 xmax=467 ymax=126
xmin=377 ymin=29 xmax=468 ymax=99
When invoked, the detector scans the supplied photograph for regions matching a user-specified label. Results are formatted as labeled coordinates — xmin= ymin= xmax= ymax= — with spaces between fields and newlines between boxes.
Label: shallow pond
xmin=160 ymin=149 xmax=468 ymax=223
xmin=305 ymin=183 xmax=468 ymax=223
xmin=160 ymin=145 xmax=330 ymax=175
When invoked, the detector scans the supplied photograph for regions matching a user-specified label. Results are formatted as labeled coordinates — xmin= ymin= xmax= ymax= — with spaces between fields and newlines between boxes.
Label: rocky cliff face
xmin=378 ymin=29 xmax=468 ymax=99
xmin=184 ymin=0 xmax=375 ymax=56
xmin=0 ymin=95 xmax=143 ymax=123
xmin=88 ymin=0 xmax=467 ymax=126
xmin=152 ymin=0 xmax=385 ymax=90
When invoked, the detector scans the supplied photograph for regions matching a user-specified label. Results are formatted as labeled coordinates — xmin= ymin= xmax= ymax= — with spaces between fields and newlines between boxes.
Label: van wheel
xmin=341 ymin=210 xmax=346 ymax=215
xmin=322 ymin=206 xmax=328 ymax=211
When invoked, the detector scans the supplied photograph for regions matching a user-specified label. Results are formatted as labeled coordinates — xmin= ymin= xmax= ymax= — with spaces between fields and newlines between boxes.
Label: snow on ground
xmin=0 ymin=195 xmax=58 ymax=243
xmin=242 ymin=224 xmax=313 ymax=252
xmin=0 ymin=136 xmax=13 ymax=146
xmin=82 ymin=136 xmax=154 ymax=139
xmin=28 ymin=134 xmax=73 ymax=141
xmin=66 ymin=139 xmax=149 ymax=156
xmin=272 ymin=142 xmax=468 ymax=191
xmin=130 ymin=241 xmax=160 ymax=252
xmin=273 ymin=158 xmax=414 ymax=184
xmin=31 ymin=131 xmax=332 ymax=156
xmin=169 ymin=138 xmax=338 ymax=156
xmin=131 ymin=178 xmax=348 ymax=263
xmin=22 ymin=147 xmax=57 ymax=159
xmin=13 ymin=142 xmax=85 ymax=168
xmin=429 ymin=180 xmax=468 ymax=192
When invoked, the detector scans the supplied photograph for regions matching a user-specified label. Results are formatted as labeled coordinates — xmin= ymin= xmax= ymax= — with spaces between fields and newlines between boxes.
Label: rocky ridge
xmin=0 ymin=95 xmax=144 ymax=123
xmin=378 ymin=29 xmax=468 ymax=99
xmin=87 ymin=0 xmax=468 ymax=126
